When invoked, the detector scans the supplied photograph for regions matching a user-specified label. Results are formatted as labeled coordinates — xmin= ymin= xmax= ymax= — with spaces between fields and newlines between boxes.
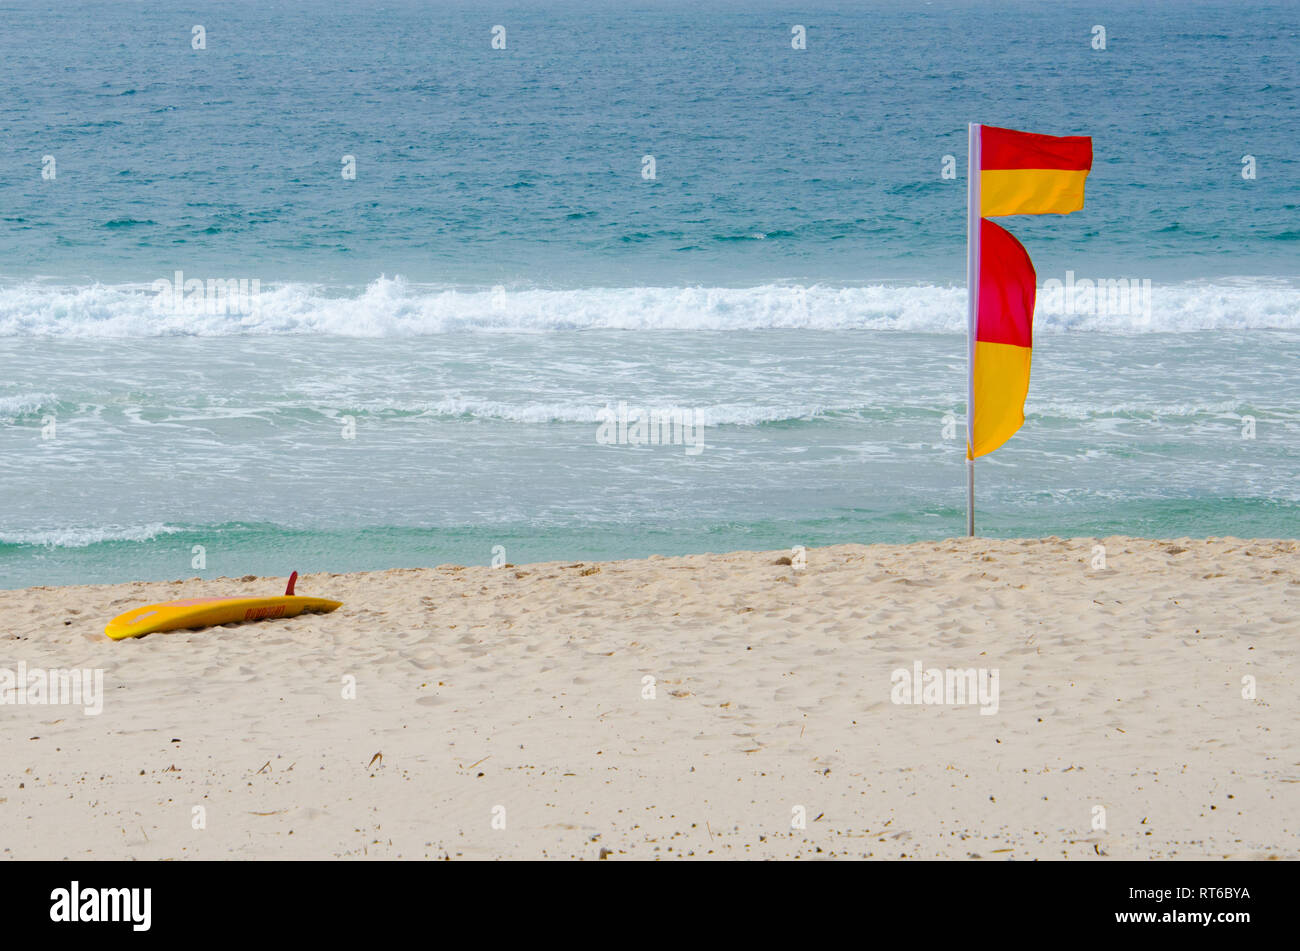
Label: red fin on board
xmin=285 ymin=571 xmax=297 ymax=596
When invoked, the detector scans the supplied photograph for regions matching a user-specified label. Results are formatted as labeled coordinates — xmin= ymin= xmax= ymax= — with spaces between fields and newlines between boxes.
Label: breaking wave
xmin=0 ymin=275 xmax=1297 ymax=336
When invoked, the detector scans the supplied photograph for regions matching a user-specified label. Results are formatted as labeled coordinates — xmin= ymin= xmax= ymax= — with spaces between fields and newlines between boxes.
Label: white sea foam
xmin=0 ymin=523 xmax=185 ymax=548
xmin=390 ymin=398 xmax=1294 ymax=427
xmin=0 ymin=392 xmax=59 ymax=420
xmin=0 ymin=276 xmax=1297 ymax=336
xmin=339 ymin=398 xmax=844 ymax=426
xmin=1029 ymin=399 xmax=1287 ymax=421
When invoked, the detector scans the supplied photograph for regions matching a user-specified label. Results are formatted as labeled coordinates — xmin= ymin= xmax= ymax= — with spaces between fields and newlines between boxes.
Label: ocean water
xmin=1 ymin=0 xmax=1297 ymax=588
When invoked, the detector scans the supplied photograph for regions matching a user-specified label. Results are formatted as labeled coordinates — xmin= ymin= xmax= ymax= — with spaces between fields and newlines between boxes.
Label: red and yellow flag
xmin=971 ymin=219 xmax=1036 ymax=458
xmin=980 ymin=126 xmax=1093 ymax=217
xmin=968 ymin=125 xmax=1092 ymax=459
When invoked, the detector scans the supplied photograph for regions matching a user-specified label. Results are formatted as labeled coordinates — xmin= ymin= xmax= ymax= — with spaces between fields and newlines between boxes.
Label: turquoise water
xmin=1 ymin=0 xmax=1297 ymax=587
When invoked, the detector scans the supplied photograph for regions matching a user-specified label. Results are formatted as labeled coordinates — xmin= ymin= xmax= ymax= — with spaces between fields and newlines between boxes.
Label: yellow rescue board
xmin=105 ymin=595 xmax=342 ymax=640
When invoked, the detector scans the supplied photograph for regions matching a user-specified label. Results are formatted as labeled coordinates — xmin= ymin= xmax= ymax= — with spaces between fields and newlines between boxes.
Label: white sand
xmin=1 ymin=536 xmax=1296 ymax=860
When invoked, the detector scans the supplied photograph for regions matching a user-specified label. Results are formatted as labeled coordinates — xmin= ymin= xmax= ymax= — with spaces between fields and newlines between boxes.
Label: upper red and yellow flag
xmin=979 ymin=125 xmax=1093 ymax=218
xmin=969 ymin=125 xmax=1092 ymax=459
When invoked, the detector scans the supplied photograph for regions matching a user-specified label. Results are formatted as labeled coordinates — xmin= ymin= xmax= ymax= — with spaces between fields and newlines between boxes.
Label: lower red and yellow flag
xmin=969 ymin=219 xmax=1036 ymax=458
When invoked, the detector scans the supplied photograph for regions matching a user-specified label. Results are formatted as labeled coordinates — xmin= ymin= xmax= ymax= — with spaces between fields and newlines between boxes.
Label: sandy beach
xmin=1 ymin=536 xmax=1296 ymax=860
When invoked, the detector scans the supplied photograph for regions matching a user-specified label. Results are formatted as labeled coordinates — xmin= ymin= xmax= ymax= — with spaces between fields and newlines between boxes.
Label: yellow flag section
xmin=968 ymin=125 xmax=1093 ymax=460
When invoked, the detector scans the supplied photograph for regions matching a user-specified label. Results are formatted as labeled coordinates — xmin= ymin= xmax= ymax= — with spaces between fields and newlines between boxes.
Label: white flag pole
xmin=966 ymin=122 xmax=981 ymax=538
